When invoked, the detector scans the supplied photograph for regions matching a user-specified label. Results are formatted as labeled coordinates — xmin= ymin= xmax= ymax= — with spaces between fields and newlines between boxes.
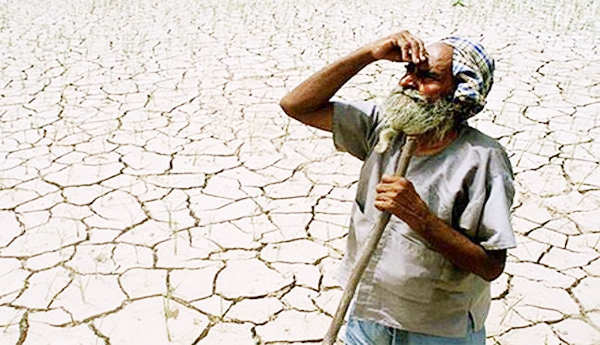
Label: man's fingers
xmin=374 ymin=195 xmax=396 ymax=211
xmin=414 ymin=36 xmax=428 ymax=62
xmin=380 ymin=174 xmax=408 ymax=184
xmin=397 ymin=31 xmax=427 ymax=64
xmin=388 ymin=31 xmax=414 ymax=62
xmin=396 ymin=36 xmax=411 ymax=62
xmin=375 ymin=183 xmax=391 ymax=193
xmin=376 ymin=180 xmax=397 ymax=193
xmin=372 ymin=30 xmax=427 ymax=63
xmin=380 ymin=174 xmax=395 ymax=183
xmin=402 ymin=34 xmax=422 ymax=64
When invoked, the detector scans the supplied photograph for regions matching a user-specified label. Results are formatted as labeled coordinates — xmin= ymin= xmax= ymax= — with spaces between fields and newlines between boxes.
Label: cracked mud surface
xmin=0 ymin=0 xmax=599 ymax=344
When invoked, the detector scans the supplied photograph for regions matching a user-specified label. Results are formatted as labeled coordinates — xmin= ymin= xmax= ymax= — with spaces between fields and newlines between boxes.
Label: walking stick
xmin=322 ymin=136 xmax=417 ymax=345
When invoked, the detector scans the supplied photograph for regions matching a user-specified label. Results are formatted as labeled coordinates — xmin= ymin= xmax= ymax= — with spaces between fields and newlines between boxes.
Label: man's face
xmin=381 ymin=86 xmax=462 ymax=142
xmin=398 ymin=43 xmax=455 ymax=101
xmin=380 ymin=43 xmax=461 ymax=144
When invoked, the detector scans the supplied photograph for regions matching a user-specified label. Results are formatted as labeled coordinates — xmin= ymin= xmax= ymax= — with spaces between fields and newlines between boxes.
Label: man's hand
xmin=374 ymin=174 xmax=432 ymax=231
xmin=375 ymin=174 xmax=506 ymax=282
xmin=368 ymin=31 xmax=428 ymax=64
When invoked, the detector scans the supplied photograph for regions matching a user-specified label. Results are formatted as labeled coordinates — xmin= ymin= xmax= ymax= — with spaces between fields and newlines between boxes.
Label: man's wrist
xmin=352 ymin=45 xmax=378 ymax=67
xmin=414 ymin=211 xmax=440 ymax=236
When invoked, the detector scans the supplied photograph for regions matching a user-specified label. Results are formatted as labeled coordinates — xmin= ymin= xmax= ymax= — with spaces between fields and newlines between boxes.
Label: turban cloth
xmin=440 ymin=37 xmax=495 ymax=118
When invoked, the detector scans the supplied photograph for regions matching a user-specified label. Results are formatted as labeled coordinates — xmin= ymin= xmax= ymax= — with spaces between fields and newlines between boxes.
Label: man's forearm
xmin=280 ymin=46 xmax=375 ymax=116
xmin=376 ymin=175 xmax=507 ymax=282
xmin=415 ymin=213 xmax=506 ymax=282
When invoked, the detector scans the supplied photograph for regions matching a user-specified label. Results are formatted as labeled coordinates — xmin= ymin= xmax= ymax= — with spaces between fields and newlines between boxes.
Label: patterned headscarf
xmin=441 ymin=37 xmax=495 ymax=118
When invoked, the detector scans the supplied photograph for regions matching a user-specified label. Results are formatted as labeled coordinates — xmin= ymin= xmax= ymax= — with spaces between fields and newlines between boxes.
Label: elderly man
xmin=280 ymin=31 xmax=516 ymax=344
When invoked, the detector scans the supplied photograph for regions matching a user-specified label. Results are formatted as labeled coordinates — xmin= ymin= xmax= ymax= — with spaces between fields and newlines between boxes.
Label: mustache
xmin=395 ymin=87 xmax=428 ymax=103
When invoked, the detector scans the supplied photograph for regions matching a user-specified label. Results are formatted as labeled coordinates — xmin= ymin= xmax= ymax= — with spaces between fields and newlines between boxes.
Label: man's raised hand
xmin=368 ymin=31 xmax=428 ymax=64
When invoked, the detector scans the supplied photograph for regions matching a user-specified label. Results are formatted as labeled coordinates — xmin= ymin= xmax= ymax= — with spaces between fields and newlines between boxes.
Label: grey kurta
xmin=332 ymin=99 xmax=516 ymax=338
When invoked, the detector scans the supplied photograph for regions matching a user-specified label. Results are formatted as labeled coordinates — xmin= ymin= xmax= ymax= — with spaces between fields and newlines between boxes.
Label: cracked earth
xmin=0 ymin=0 xmax=599 ymax=344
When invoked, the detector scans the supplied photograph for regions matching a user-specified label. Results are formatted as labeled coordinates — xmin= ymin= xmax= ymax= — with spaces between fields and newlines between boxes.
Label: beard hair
xmin=381 ymin=87 xmax=463 ymax=142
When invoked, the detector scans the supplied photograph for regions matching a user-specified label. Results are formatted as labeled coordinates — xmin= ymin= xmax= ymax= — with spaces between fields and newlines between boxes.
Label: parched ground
xmin=0 ymin=0 xmax=599 ymax=344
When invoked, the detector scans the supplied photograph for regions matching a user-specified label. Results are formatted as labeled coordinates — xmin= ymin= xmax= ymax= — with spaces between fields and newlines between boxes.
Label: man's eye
xmin=425 ymin=72 xmax=438 ymax=79
xmin=418 ymin=71 xmax=439 ymax=80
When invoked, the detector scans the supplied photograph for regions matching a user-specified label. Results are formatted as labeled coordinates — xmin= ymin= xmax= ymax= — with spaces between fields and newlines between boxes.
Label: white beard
xmin=374 ymin=87 xmax=461 ymax=153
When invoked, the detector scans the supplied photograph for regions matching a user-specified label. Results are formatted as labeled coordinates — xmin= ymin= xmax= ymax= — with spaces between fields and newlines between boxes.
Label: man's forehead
xmin=421 ymin=42 xmax=453 ymax=73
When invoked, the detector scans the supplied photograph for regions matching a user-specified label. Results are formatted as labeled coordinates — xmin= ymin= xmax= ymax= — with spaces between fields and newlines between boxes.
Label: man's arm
xmin=375 ymin=174 xmax=506 ymax=282
xmin=279 ymin=31 xmax=428 ymax=132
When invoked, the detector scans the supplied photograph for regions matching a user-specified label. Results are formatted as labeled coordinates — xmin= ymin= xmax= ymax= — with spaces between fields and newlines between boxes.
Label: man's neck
xmin=413 ymin=129 xmax=459 ymax=156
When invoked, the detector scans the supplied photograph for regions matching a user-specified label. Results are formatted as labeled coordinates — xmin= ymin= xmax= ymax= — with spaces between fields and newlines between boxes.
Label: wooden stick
xmin=322 ymin=136 xmax=417 ymax=345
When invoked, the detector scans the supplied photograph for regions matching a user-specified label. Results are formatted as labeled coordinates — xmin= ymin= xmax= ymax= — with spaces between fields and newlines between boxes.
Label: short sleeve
xmin=456 ymin=145 xmax=516 ymax=251
xmin=477 ymin=173 xmax=516 ymax=250
xmin=332 ymin=99 xmax=381 ymax=161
